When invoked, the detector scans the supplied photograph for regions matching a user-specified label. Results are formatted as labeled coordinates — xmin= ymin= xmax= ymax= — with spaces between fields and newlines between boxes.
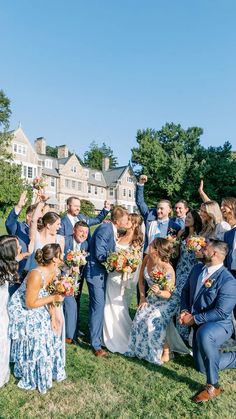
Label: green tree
xmin=84 ymin=141 xmax=118 ymax=170
xmin=0 ymin=90 xmax=32 ymax=214
xmin=46 ymin=145 xmax=58 ymax=158
xmin=80 ymin=199 xmax=96 ymax=217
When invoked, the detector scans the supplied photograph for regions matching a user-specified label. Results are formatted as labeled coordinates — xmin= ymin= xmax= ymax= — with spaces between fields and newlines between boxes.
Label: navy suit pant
xmin=87 ymin=280 xmax=106 ymax=350
xmin=193 ymin=322 xmax=236 ymax=385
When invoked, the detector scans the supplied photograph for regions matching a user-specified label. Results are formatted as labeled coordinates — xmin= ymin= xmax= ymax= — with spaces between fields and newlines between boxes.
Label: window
xmin=78 ymin=182 xmax=82 ymax=191
xmin=13 ymin=143 xmax=27 ymax=155
xmin=65 ymin=179 xmax=70 ymax=188
xmin=88 ymin=184 xmax=91 ymax=194
xmin=127 ymin=176 xmax=132 ymax=183
xmin=45 ymin=159 xmax=53 ymax=169
xmin=51 ymin=177 xmax=55 ymax=187
xmin=33 ymin=167 xmax=37 ymax=177
xmin=109 ymin=188 xmax=114 ymax=197
xmin=95 ymin=173 xmax=101 ymax=181
xmin=128 ymin=189 xmax=132 ymax=198
xmin=71 ymin=166 xmax=77 ymax=173
xmin=123 ymin=189 xmax=126 ymax=197
xmin=94 ymin=186 xmax=98 ymax=195
xmin=23 ymin=166 xmax=27 ymax=177
xmin=72 ymin=181 xmax=76 ymax=189
xmin=84 ymin=169 xmax=89 ymax=178
xmin=27 ymin=167 xmax=33 ymax=178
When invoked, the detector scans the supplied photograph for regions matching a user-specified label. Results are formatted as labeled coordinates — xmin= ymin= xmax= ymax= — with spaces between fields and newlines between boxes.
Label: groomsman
xmin=135 ymin=175 xmax=180 ymax=251
xmin=173 ymin=200 xmax=189 ymax=229
xmin=58 ymin=196 xmax=110 ymax=240
xmin=5 ymin=191 xmax=36 ymax=276
xmin=64 ymin=221 xmax=89 ymax=344
xmin=86 ymin=206 xmax=129 ymax=357
xmin=180 ymin=239 xmax=236 ymax=403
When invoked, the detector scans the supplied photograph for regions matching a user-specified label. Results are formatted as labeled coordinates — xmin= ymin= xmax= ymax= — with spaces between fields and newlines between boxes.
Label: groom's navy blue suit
xmin=181 ymin=263 xmax=236 ymax=385
xmin=86 ymin=222 xmax=115 ymax=350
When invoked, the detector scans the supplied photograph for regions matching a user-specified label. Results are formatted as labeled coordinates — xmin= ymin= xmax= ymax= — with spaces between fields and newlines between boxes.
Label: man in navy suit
xmin=58 ymin=196 xmax=110 ymax=239
xmin=135 ymin=175 xmax=180 ymax=252
xmin=64 ymin=221 xmax=89 ymax=344
xmin=180 ymin=239 xmax=236 ymax=403
xmin=5 ymin=191 xmax=36 ymax=276
xmin=173 ymin=200 xmax=189 ymax=229
xmin=86 ymin=206 xmax=129 ymax=357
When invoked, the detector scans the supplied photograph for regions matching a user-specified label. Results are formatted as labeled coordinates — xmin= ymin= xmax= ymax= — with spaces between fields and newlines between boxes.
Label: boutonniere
xmin=204 ymin=278 xmax=214 ymax=288
xmin=167 ymin=227 xmax=176 ymax=237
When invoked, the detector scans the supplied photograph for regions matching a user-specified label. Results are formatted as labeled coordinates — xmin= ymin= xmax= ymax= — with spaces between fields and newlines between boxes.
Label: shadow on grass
xmin=122 ymin=353 xmax=200 ymax=392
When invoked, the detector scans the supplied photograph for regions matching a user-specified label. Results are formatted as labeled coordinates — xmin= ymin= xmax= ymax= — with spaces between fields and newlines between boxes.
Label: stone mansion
xmin=10 ymin=127 xmax=137 ymax=213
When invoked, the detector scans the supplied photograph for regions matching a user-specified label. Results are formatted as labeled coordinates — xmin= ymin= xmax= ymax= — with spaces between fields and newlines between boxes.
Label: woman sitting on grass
xmin=126 ymin=237 xmax=190 ymax=364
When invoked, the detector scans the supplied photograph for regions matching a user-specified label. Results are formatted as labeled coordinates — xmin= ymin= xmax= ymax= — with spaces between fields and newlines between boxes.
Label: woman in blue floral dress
xmin=8 ymin=243 xmax=66 ymax=394
xmin=175 ymin=210 xmax=202 ymax=342
xmin=126 ymin=238 xmax=189 ymax=365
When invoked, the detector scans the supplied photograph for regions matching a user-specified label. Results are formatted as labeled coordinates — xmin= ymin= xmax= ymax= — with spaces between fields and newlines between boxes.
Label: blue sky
xmin=1 ymin=0 xmax=236 ymax=165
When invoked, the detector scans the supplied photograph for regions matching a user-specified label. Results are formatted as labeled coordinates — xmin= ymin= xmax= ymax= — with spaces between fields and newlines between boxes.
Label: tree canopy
xmin=84 ymin=141 xmax=118 ymax=170
xmin=131 ymin=123 xmax=236 ymax=207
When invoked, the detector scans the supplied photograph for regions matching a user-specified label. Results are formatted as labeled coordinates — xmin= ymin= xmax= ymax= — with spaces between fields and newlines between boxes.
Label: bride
xmin=103 ymin=214 xmax=143 ymax=354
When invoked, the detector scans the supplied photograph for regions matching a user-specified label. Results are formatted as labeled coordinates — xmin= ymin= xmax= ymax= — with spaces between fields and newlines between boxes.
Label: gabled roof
xmin=102 ymin=166 xmax=127 ymax=187
xmin=88 ymin=168 xmax=107 ymax=187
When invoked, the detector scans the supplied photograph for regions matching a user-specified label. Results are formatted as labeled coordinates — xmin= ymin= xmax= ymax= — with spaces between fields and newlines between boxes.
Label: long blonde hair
xmin=200 ymin=201 xmax=222 ymax=238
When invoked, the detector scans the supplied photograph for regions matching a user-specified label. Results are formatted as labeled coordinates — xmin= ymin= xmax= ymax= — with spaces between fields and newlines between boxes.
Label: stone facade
xmin=10 ymin=127 xmax=137 ymax=212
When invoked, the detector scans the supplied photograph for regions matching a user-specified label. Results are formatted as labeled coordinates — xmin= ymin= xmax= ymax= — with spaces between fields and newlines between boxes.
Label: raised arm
xmin=135 ymin=175 xmax=150 ymax=218
xmin=198 ymin=179 xmax=211 ymax=203
xmin=5 ymin=191 xmax=27 ymax=235
xmin=87 ymin=201 xmax=110 ymax=226
xmin=28 ymin=201 xmax=45 ymax=253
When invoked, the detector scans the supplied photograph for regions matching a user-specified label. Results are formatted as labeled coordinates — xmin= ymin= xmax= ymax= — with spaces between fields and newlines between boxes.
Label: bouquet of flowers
xmin=32 ymin=176 xmax=48 ymax=190
xmin=186 ymin=236 xmax=207 ymax=253
xmin=148 ymin=269 xmax=175 ymax=296
xmin=65 ymin=249 xmax=87 ymax=280
xmin=104 ymin=248 xmax=141 ymax=276
xmin=47 ymin=274 xmax=79 ymax=305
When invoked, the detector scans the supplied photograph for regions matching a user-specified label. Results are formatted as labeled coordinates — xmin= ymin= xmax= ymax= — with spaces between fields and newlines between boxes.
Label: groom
xmin=179 ymin=239 xmax=236 ymax=403
xmin=86 ymin=206 xmax=129 ymax=357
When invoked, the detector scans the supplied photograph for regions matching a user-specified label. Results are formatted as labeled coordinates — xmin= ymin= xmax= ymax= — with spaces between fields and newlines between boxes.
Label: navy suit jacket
xmin=181 ymin=263 xmax=236 ymax=332
xmin=58 ymin=208 xmax=109 ymax=239
xmin=5 ymin=208 xmax=30 ymax=273
xmin=135 ymin=184 xmax=181 ymax=249
xmin=224 ymin=227 xmax=236 ymax=270
xmin=86 ymin=222 xmax=115 ymax=285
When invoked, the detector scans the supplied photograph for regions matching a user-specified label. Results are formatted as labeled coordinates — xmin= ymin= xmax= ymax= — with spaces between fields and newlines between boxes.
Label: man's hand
xmin=139 ymin=175 xmax=148 ymax=184
xmin=104 ymin=200 xmax=111 ymax=211
xmin=179 ymin=312 xmax=195 ymax=326
xmin=16 ymin=191 xmax=28 ymax=211
xmin=198 ymin=179 xmax=204 ymax=195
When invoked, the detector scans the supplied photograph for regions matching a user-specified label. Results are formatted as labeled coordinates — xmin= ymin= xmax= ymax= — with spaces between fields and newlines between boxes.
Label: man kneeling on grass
xmin=179 ymin=239 xmax=236 ymax=403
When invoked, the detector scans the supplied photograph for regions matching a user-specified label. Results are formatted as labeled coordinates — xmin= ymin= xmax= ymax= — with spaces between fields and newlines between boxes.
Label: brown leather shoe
xmin=93 ymin=349 xmax=108 ymax=358
xmin=65 ymin=338 xmax=73 ymax=344
xmin=193 ymin=385 xmax=222 ymax=403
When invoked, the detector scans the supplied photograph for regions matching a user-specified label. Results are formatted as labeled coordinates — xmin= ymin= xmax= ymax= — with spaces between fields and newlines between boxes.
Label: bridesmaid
xmin=0 ymin=235 xmax=21 ymax=388
xmin=175 ymin=210 xmax=202 ymax=342
xmin=8 ymin=243 xmax=66 ymax=394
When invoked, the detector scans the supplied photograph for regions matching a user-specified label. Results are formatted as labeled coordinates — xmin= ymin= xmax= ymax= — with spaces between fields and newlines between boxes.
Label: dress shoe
xmin=193 ymin=385 xmax=222 ymax=403
xmin=93 ymin=349 xmax=108 ymax=358
xmin=65 ymin=338 xmax=73 ymax=344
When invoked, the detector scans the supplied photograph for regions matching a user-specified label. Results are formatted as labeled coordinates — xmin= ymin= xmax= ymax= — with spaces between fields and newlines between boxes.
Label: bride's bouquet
xmin=186 ymin=236 xmax=207 ymax=253
xmin=32 ymin=176 xmax=48 ymax=190
xmin=104 ymin=248 xmax=141 ymax=275
xmin=65 ymin=249 xmax=88 ymax=281
xmin=148 ymin=269 xmax=175 ymax=296
xmin=47 ymin=274 xmax=79 ymax=305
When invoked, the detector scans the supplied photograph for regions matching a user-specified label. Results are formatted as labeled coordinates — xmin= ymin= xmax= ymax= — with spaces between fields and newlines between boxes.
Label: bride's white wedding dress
xmin=103 ymin=242 xmax=140 ymax=354
xmin=0 ymin=282 xmax=10 ymax=387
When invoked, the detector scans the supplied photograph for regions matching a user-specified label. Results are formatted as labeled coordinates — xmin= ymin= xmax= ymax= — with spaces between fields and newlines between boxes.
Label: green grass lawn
xmin=1 ymin=221 xmax=236 ymax=418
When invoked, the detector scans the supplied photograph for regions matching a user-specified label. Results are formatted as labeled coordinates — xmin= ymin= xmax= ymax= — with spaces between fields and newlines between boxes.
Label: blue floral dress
xmin=126 ymin=268 xmax=181 ymax=364
xmin=176 ymin=239 xmax=198 ymax=341
xmin=8 ymin=269 xmax=66 ymax=394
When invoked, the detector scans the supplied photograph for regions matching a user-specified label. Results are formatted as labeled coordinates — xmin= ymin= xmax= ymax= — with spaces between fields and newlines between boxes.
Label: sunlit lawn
xmin=1 ymin=221 xmax=236 ymax=418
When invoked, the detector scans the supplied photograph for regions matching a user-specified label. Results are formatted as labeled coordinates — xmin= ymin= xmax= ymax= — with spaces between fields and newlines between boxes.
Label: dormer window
xmin=95 ymin=173 xmax=101 ymax=181
xmin=45 ymin=159 xmax=53 ymax=169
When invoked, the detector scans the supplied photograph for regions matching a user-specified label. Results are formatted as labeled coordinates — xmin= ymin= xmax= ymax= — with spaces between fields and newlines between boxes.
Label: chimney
xmin=35 ymin=137 xmax=46 ymax=154
xmin=57 ymin=145 xmax=69 ymax=159
xmin=102 ymin=157 xmax=110 ymax=171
